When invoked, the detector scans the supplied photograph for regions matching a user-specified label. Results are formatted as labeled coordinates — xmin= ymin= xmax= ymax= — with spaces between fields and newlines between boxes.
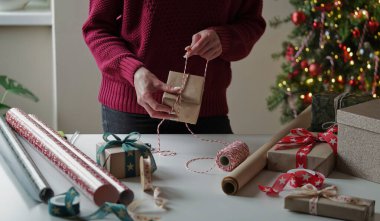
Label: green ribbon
xmin=96 ymin=132 xmax=157 ymax=176
xmin=48 ymin=187 xmax=133 ymax=220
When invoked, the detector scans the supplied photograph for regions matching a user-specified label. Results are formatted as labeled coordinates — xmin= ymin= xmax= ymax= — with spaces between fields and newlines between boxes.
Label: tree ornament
xmin=351 ymin=28 xmax=360 ymax=38
xmin=313 ymin=20 xmax=321 ymax=29
xmin=300 ymin=60 xmax=309 ymax=69
xmin=285 ymin=44 xmax=295 ymax=61
xmin=368 ymin=20 xmax=379 ymax=34
xmin=309 ymin=63 xmax=322 ymax=77
xmin=352 ymin=9 xmax=369 ymax=20
xmin=291 ymin=11 xmax=306 ymax=25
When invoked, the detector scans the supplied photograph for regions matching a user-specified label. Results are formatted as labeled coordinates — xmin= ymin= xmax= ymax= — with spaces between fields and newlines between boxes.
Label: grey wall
xmin=54 ymin=0 xmax=293 ymax=134
xmin=0 ymin=26 xmax=54 ymax=126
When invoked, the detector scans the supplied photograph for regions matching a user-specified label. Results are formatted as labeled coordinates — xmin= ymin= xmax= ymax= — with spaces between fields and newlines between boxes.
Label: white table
xmin=0 ymin=134 xmax=379 ymax=221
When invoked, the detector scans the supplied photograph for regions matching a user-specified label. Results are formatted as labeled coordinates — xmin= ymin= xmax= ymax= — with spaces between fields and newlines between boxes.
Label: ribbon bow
xmin=287 ymin=184 xmax=372 ymax=215
xmin=274 ymin=127 xmax=337 ymax=169
xmin=259 ymin=169 xmax=325 ymax=196
xmin=96 ymin=132 xmax=157 ymax=173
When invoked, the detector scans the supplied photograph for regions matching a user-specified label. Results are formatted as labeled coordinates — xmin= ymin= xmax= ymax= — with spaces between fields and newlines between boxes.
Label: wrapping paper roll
xmin=28 ymin=114 xmax=134 ymax=205
xmin=6 ymin=108 xmax=120 ymax=206
xmin=0 ymin=117 xmax=54 ymax=202
xmin=221 ymin=106 xmax=312 ymax=195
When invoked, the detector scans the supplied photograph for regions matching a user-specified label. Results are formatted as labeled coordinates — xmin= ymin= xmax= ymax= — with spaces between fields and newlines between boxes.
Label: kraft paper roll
xmin=29 ymin=114 xmax=134 ymax=205
xmin=0 ymin=117 xmax=54 ymax=202
xmin=221 ymin=106 xmax=312 ymax=195
xmin=6 ymin=108 xmax=119 ymax=206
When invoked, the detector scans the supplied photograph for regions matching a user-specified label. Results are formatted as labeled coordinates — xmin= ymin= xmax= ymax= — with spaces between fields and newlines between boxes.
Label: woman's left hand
xmin=185 ymin=29 xmax=222 ymax=61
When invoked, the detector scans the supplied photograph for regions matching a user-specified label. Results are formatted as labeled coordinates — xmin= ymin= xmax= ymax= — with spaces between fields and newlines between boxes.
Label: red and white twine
xmin=155 ymin=56 xmax=250 ymax=173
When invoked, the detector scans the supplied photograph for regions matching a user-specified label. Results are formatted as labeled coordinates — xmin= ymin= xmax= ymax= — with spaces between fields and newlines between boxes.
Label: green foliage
xmin=267 ymin=0 xmax=380 ymax=123
xmin=0 ymin=75 xmax=39 ymax=111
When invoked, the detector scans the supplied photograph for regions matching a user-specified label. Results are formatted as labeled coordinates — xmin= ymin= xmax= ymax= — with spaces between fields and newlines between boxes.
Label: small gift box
xmin=267 ymin=128 xmax=337 ymax=177
xmin=337 ymin=99 xmax=380 ymax=183
xmin=162 ymin=71 xmax=205 ymax=124
xmin=284 ymin=184 xmax=375 ymax=221
xmin=311 ymin=92 xmax=373 ymax=132
xmin=96 ymin=132 xmax=157 ymax=179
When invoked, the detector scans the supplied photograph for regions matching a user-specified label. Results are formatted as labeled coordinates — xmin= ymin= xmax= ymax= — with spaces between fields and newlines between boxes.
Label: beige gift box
xmin=337 ymin=99 xmax=380 ymax=183
xmin=162 ymin=71 xmax=205 ymax=124
xmin=285 ymin=195 xmax=375 ymax=221
xmin=267 ymin=133 xmax=335 ymax=177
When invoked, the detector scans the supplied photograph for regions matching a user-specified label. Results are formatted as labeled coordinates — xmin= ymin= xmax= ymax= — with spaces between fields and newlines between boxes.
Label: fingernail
xmin=173 ymin=86 xmax=181 ymax=90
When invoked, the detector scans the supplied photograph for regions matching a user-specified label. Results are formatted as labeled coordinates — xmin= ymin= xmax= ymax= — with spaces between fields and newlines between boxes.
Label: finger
xmin=143 ymin=102 xmax=177 ymax=120
xmin=206 ymin=47 xmax=222 ymax=60
xmin=189 ymin=37 xmax=209 ymax=56
xmin=156 ymin=82 xmax=181 ymax=94
xmin=202 ymin=47 xmax=217 ymax=61
xmin=191 ymin=33 xmax=201 ymax=47
xmin=142 ymin=94 xmax=173 ymax=113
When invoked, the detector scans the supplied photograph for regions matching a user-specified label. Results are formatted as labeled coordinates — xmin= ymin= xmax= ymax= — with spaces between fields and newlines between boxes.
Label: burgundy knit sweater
xmin=82 ymin=0 xmax=266 ymax=117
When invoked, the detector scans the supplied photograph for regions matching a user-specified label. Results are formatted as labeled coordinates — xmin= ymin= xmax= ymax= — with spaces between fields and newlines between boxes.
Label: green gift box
xmin=96 ymin=133 xmax=157 ymax=179
xmin=310 ymin=92 xmax=373 ymax=132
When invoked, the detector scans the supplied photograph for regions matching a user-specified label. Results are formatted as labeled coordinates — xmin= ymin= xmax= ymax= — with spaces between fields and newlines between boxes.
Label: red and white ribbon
xmin=259 ymin=169 xmax=325 ymax=196
xmin=274 ymin=127 xmax=337 ymax=169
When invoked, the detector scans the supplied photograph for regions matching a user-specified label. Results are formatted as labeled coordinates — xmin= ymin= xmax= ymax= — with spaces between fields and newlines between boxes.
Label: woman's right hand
xmin=134 ymin=67 xmax=180 ymax=119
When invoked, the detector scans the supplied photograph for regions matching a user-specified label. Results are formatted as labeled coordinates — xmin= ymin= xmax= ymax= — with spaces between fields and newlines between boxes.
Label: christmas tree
xmin=267 ymin=0 xmax=380 ymax=123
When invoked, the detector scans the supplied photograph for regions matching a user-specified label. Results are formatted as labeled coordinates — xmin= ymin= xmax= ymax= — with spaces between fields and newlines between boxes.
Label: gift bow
xmin=96 ymin=132 xmax=157 ymax=172
xmin=287 ymin=184 xmax=372 ymax=215
xmin=274 ymin=127 xmax=337 ymax=169
xmin=259 ymin=169 xmax=325 ymax=196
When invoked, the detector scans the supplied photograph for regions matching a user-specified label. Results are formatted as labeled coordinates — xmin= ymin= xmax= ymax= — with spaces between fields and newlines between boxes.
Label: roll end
xmin=221 ymin=177 xmax=238 ymax=195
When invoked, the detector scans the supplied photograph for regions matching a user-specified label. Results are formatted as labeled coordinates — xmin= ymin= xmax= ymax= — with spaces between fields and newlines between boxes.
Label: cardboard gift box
xmin=162 ymin=71 xmax=205 ymax=124
xmin=311 ymin=92 xmax=373 ymax=132
xmin=268 ymin=143 xmax=335 ymax=176
xmin=285 ymin=192 xmax=375 ymax=221
xmin=267 ymin=131 xmax=336 ymax=177
xmin=96 ymin=141 xmax=156 ymax=179
xmin=337 ymin=99 xmax=380 ymax=183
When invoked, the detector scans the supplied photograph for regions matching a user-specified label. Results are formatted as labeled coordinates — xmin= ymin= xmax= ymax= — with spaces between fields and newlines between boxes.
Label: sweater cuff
xmin=210 ymin=26 xmax=232 ymax=57
xmin=120 ymin=57 xmax=144 ymax=86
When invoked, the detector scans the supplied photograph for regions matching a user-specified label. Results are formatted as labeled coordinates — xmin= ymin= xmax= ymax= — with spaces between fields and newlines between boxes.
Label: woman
xmin=82 ymin=0 xmax=266 ymax=134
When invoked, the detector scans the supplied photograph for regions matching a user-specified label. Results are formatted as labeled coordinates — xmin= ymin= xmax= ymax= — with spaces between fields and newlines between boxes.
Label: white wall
xmin=228 ymin=0 xmax=293 ymax=134
xmin=0 ymin=26 xmax=54 ymax=126
xmin=54 ymin=0 xmax=293 ymax=134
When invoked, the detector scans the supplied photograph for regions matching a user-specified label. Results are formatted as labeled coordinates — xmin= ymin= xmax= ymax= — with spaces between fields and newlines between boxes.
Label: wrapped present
xmin=162 ymin=71 xmax=205 ymax=124
xmin=337 ymin=99 xmax=380 ymax=183
xmin=285 ymin=184 xmax=375 ymax=221
xmin=311 ymin=92 xmax=373 ymax=132
xmin=96 ymin=132 xmax=157 ymax=179
xmin=267 ymin=127 xmax=337 ymax=176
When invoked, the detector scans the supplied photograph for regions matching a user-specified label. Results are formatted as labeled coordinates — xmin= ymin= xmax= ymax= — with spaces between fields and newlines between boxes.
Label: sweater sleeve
xmin=82 ymin=0 xmax=143 ymax=86
xmin=210 ymin=0 xmax=266 ymax=62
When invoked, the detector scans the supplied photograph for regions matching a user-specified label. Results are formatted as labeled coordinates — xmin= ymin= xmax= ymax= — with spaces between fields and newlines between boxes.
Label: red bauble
xmin=291 ymin=11 xmax=307 ymax=25
xmin=351 ymin=28 xmax=360 ymax=38
xmin=313 ymin=21 xmax=322 ymax=29
xmin=285 ymin=45 xmax=295 ymax=61
xmin=304 ymin=93 xmax=313 ymax=104
xmin=300 ymin=60 xmax=309 ymax=69
xmin=368 ymin=20 xmax=380 ymax=34
xmin=309 ymin=63 xmax=322 ymax=77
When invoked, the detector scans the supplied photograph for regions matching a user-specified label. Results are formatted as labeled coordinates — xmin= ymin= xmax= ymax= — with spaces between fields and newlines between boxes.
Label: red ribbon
xmin=274 ymin=127 xmax=337 ymax=169
xmin=259 ymin=169 xmax=325 ymax=196
xmin=314 ymin=3 xmax=335 ymax=12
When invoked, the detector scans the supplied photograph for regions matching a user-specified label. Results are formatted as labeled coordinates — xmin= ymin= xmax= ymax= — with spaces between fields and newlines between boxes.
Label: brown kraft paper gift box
xmin=96 ymin=141 xmax=148 ymax=179
xmin=285 ymin=195 xmax=375 ymax=221
xmin=267 ymin=134 xmax=335 ymax=177
xmin=162 ymin=71 xmax=205 ymax=125
xmin=337 ymin=99 xmax=380 ymax=183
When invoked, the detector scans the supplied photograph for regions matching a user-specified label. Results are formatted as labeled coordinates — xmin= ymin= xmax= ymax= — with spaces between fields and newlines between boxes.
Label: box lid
xmin=337 ymin=99 xmax=380 ymax=133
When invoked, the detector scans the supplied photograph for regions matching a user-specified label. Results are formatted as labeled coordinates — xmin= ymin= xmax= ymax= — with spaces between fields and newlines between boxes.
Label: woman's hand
xmin=134 ymin=67 xmax=180 ymax=119
xmin=185 ymin=29 xmax=222 ymax=61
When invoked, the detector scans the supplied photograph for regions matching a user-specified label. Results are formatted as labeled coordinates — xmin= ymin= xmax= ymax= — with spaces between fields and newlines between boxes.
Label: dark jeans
xmin=101 ymin=105 xmax=233 ymax=134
